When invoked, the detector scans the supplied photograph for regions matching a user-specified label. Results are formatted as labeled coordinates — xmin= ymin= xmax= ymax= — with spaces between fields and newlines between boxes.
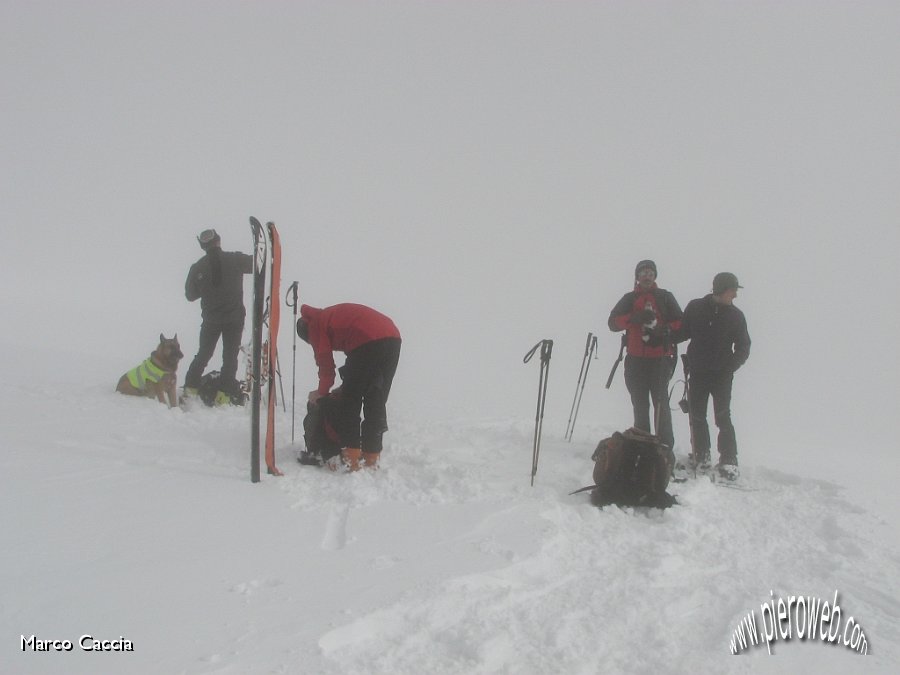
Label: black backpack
xmin=197 ymin=371 xmax=247 ymax=407
xmin=302 ymin=394 xmax=342 ymax=463
xmin=589 ymin=428 xmax=676 ymax=509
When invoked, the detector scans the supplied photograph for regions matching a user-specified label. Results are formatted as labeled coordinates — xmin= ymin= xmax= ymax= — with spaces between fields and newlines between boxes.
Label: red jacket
xmin=608 ymin=284 xmax=683 ymax=358
xmin=301 ymin=303 xmax=401 ymax=395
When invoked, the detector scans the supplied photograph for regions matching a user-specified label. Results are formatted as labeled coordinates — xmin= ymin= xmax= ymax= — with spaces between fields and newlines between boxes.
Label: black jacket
xmin=674 ymin=295 xmax=750 ymax=374
xmin=185 ymin=249 xmax=252 ymax=324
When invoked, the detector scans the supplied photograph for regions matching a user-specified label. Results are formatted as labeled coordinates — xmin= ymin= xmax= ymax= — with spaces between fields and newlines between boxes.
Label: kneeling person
xmin=297 ymin=303 xmax=401 ymax=471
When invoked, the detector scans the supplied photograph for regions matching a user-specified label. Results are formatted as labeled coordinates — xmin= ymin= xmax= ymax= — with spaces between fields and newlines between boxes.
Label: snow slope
xmin=2 ymin=343 xmax=898 ymax=674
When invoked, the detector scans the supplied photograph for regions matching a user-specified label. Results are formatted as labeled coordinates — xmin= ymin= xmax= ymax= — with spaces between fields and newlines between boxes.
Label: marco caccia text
xmin=21 ymin=634 xmax=134 ymax=652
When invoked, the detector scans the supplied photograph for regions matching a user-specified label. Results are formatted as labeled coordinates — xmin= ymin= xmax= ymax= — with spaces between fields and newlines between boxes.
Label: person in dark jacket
xmin=608 ymin=260 xmax=683 ymax=459
xmin=674 ymin=272 xmax=751 ymax=481
xmin=296 ymin=303 xmax=401 ymax=471
xmin=183 ymin=229 xmax=252 ymax=404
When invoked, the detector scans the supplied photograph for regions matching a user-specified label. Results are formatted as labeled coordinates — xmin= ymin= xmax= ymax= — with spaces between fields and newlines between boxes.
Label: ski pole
xmin=285 ymin=281 xmax=299 ymax=445
xmin=565 ymin=332 xmax=598 ymax=441
xmin=276 ymin=352 xmax=286 ymax=413
xmin=652 ymin=331 xmax=676 ymax=471
xmin=679 ymin=354 xmax=698 ymax=478
xmin=524 ymin=339 xmax=553 ymax=487
xmin=564 ymin=332 xmax=593 ymax=441
xmin=605 ymin=333 xmax=627 ymax=389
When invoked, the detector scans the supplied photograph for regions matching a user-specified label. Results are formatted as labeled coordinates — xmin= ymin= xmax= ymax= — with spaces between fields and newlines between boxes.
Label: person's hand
xmin=308 ymin=389 xmax=323 ymax=403
xmin=630 ymin=309 xmax=655 ymax=325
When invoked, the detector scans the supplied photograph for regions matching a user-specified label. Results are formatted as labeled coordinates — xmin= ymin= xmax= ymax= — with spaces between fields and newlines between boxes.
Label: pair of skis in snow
xmin=249 ymin=216 xmax=284 ymax=483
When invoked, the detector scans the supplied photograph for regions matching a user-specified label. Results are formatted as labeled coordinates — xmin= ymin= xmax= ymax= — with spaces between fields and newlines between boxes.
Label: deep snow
xmin=2 ymin=342 xmax=898 ymax=675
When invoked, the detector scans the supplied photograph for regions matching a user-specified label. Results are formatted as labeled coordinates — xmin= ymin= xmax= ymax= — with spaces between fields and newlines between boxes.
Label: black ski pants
xmin=624 ymin=355 xmax=674 ymax=451
xmin=335 ymin=338 xmax=401 ymax=454
xmin=688 ymin=370 xmax=737 ymax=465
xmin=185 ymin=320 xmax=244 ymax=394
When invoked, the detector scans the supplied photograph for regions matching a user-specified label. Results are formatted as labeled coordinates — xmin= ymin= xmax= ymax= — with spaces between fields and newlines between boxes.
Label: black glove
xmin=630 ymin=309 xmax=655 ymax=325
xmin=645 ymin=324 xmax=670 ymax=347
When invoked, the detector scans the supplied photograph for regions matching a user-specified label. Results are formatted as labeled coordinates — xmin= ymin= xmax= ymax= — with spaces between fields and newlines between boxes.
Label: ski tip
xmin=249 ymin=216 xmax=261 ymax=228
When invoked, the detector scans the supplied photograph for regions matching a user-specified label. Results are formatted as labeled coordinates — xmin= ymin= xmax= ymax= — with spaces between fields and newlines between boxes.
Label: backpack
xmin=196 ymin=371 xmax=247 ymax=407
xmin=302 ymin=394 xmax=342 ymax=463
xmin=589 ymin=427 xmax=676 ymax=509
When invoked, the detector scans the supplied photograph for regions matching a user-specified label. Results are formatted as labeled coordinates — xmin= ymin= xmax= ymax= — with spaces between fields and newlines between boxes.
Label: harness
xmin=125 ymin=358 xmax=169 ymax=391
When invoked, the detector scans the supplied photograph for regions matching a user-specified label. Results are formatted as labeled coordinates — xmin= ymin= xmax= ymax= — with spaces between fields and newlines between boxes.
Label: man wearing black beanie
xmin=608 ymin=260 xmax=683 ymax=467
xmin=183 ymin=229 xmax=253 ymax=405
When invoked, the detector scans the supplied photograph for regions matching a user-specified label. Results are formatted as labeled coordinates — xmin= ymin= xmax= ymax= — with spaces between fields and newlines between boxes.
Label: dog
xmin=116 ymin=333 xmax=184 ymax=408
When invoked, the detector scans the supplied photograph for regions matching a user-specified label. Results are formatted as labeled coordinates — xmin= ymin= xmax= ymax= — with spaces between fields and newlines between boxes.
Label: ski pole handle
xmin=285 ymin=281 xmax=299 ymax=310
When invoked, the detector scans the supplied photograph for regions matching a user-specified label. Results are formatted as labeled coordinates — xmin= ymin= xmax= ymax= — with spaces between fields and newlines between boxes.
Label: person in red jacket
xmin=296 ymin=303 xmax=401 ymax=471
xmin=608 ymin=260 xmax=683 ymax=462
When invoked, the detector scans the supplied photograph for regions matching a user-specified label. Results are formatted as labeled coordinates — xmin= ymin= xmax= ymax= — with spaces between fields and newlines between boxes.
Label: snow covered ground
xmin=2 ymin=342 xmax=898 ymax=674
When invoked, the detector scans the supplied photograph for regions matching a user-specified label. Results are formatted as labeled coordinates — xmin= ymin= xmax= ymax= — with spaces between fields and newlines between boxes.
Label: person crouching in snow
xmin=296 ymin=303 xmax=401 ymax=471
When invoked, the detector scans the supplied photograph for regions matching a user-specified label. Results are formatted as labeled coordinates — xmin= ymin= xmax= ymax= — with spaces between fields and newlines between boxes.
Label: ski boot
xmin=178 ymin=386 xmax=199 ymax=409
xmin=671 ymin=460 xmax=690 ymax=483
xmin=326 ymin=448 xmax=361 ymax=472
xmin=716 ymin=463 xmax=740 ymax=482
xmin=689 ymin=452 xmax=712 ymax=476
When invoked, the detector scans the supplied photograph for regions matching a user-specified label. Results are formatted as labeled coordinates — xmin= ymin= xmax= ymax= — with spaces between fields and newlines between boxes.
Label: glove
xmin=645 ymin=325 xmax=670 ymax=347
xmin=630 ymin=309 xmax=655 ymax=325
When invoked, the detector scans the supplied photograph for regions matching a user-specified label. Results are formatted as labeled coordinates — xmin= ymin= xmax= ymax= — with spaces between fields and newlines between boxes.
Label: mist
xmin=3 ymin=1 xmax=898 ymax=496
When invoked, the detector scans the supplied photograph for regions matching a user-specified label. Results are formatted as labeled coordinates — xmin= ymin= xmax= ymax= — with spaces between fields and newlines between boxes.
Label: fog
xmin=3 ymin=1 xmax=898 ymax=489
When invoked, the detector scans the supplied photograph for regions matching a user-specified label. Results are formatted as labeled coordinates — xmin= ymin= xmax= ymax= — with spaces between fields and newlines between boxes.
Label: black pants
xmin=688 ymin=370 xmax=737 ymax=465
xmin=336 ymin=338 xmax=401 ymax=454
xmin=623 ymin=355 xmax=674 ymax=450
xmin=185 ymin=321 xmax=244 ymax=394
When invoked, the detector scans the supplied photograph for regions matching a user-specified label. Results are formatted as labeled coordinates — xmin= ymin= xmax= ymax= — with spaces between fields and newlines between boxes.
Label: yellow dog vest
xmin=125 ymin=359 xmax=168 ymax=391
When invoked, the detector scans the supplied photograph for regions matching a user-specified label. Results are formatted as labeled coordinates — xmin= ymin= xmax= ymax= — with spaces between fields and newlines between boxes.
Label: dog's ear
xmin=159 ymin=333 xmax=165 ymax=343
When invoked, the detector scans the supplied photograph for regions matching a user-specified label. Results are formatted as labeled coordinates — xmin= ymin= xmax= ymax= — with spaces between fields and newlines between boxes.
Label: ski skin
xmin=264 ymin=222 xmax=283 ymax=477
xmin=249 ymin=217 xmax=266 ymax=483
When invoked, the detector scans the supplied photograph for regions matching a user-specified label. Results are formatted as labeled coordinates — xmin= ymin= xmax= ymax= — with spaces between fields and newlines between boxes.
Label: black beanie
xmin=635 ymin=260 xmax=657 ymax=278
xmin=198 ymin=228 xmax=221 ymax=251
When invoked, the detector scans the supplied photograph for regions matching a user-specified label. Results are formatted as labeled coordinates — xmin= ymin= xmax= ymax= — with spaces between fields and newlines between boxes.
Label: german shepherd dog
xmin=116 ymin=333 xmax=184 ymax=408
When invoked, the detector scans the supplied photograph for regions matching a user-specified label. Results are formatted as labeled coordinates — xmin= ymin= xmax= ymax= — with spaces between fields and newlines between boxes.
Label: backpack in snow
xmin=589 ymin=427 xmax=676 ymax=509
xmin=302 ymin=394 xmax=342 ymax=463
xmin=197 ymin=371 xmax=247 ymax=407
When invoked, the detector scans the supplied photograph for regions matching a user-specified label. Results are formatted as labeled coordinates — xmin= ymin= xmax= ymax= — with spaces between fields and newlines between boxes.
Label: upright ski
xmin=264 ymin=222 xmax=283 ymax=476
xmin=249 ymin=217 xmax=267 ymax=483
